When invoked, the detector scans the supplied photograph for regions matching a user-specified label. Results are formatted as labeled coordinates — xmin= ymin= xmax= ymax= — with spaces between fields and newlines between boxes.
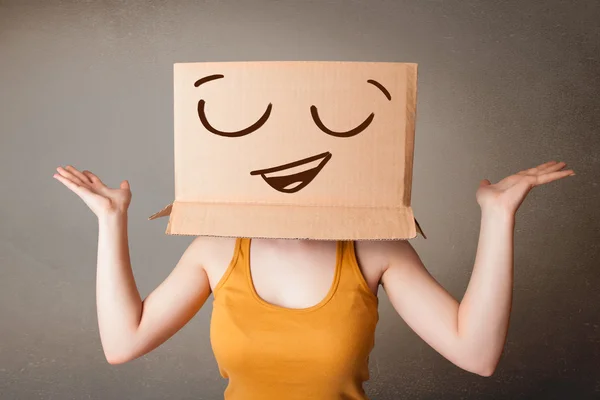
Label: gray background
xmin=1 ymin=0 xmax=599 ymax=399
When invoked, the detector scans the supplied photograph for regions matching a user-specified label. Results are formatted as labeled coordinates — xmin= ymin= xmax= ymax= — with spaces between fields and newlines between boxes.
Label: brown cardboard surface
xmin=150 ymin=61 xmax=426 ymax=240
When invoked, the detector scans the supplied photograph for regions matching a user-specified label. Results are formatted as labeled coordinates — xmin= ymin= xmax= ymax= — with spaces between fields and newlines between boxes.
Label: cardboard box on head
xmin=149 ymin=61 xmax=426 ymax=240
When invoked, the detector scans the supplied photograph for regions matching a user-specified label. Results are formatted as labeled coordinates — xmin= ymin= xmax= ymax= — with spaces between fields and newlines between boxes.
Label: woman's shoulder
xmin=184 ymin=236 xmax=238 ymax=269
xmin=354 ymin=240 xmax=417 ymax=270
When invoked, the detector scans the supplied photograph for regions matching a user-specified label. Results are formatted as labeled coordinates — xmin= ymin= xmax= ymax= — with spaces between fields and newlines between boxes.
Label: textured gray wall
xmin=1 ymin=1 xmax=599 ymax=399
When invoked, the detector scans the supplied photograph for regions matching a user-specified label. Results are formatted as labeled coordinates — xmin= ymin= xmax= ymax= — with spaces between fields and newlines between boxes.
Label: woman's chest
xmin=203 ymin=241 xmax=383 ymax=309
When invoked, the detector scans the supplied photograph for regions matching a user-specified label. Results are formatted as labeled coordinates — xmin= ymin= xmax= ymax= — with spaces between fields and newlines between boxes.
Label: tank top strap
xmin=337 ymin=240 xmax=377 ymax=297
xmin=238 ymin=237 xmax=251 ymax=274
xmin=236 ymin=237 xmax=258 ymax=295
xmin=212 ymin=237 xmax=245 ymax=295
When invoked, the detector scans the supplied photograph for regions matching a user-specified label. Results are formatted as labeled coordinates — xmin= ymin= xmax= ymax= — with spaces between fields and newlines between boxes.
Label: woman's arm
xmin=96 ymin=210 xmax=143 ymax=362
xmin=377 ymin=160 xmax=574 ymax=376
xmin=95 ymin=212 xmax=212 ymax=364
xmin=54 ymin=166 xmax=212 ymax=365
xmin=456 ymin=207 xmax=514 ymax=374
xmin=377 ymin=209 xmax=514 ymax=376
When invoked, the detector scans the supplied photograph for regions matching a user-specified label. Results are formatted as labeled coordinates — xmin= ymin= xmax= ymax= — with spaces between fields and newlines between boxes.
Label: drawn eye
xmin=198 ymin=100 xmax=272 ymax=138
xmin=310 ymin=105 xmax=374 ymax=138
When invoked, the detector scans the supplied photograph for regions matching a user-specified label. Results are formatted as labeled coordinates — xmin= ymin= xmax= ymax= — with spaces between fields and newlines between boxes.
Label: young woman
xmin=53 ymin=161 xmax=574 ymax=399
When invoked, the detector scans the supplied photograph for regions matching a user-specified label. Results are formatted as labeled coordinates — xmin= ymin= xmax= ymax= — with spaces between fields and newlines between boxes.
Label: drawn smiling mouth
xmin=250 ymin=151 xmax=332 ymax=193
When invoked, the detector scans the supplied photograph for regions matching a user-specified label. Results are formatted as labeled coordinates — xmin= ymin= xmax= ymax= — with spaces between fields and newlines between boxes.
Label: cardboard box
xmin=149 ymin=61 xmax=426 ymax=240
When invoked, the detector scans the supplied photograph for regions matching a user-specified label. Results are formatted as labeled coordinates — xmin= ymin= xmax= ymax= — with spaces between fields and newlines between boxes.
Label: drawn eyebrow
xmin=367 ymin=79 xmax=391 ymax=101
xmin=194 ymin=74 xmax=225 ymax=87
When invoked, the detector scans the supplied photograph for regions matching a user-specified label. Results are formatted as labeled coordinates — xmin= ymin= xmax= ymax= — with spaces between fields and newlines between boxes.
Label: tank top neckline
xmin=242 ymin=238 xmax=343 ymax=314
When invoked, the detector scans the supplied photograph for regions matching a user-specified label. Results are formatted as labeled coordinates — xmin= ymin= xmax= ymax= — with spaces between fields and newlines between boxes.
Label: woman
xmin=53 ymin=161 xmax=575 ymax=399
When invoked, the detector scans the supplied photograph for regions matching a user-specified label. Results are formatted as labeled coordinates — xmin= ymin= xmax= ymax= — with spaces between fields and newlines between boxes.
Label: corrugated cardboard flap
xmin=149 ymin=201 xmax=426 ymax=240
xmin=148 ymin=203 xmax=173 ymax=220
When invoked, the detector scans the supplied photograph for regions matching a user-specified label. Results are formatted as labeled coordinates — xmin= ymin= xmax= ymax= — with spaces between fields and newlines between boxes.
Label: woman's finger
xmin=539 ymin=161 xmax=567 ymax=174
xmin=53 ymin=173 xmax=91 ymax=197
xmin=535 ymin=160 xmax=560 ymax=171
xmin=66 ymin=165 xmax=92 ymax=185
xmin=536 ymin=169 xmax=575 ymax=185
xmin=54 ymin=169 xmax=82 ymax=188
xmin=57 ymin=166 xmax=86 ymax=187
xmin=518 ymin=161 xmax=566 ymax=176
xmin=83 ymin=170 xmax=106 ymax=187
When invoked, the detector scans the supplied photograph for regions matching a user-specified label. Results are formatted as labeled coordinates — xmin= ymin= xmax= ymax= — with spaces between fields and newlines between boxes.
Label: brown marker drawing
xmin=194 ymin=74 xmax=225 ymax=87
xmin=194 ymin=74 xmax=272 ymax=137
xmin=310 ymin=106 xmax=374 ymax=138
xmin=198 ymin=100 xmax=272 ymax=137
xmin=367 ymin=79 xmax=392 ymax=100
xmin=309 ymin=79 xmax=391 ymax=138
xmin=195 ymin=77 xmax=393 ymax=192
xmin=250 ymin=152 xmax=332 ymax=194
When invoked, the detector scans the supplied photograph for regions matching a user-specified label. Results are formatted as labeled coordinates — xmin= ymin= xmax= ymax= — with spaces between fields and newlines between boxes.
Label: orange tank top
xmin=209 ymin=238 xmax=380 ymax=399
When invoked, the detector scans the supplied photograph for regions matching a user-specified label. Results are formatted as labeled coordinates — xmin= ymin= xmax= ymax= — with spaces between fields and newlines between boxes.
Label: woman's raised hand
xmin=475 ymin=160 xmax=575 ymax=215
xmin=53 ymin=166 xmax=132 ymax=218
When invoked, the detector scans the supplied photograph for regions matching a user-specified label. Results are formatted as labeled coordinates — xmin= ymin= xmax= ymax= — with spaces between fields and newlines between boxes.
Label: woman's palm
xmin=53 ymin=165 xmax=131 ymax=217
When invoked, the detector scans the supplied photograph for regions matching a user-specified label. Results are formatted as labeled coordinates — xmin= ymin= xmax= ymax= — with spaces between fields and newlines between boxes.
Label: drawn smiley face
xmin=194 ymin=74 xmax=393 ymax=194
